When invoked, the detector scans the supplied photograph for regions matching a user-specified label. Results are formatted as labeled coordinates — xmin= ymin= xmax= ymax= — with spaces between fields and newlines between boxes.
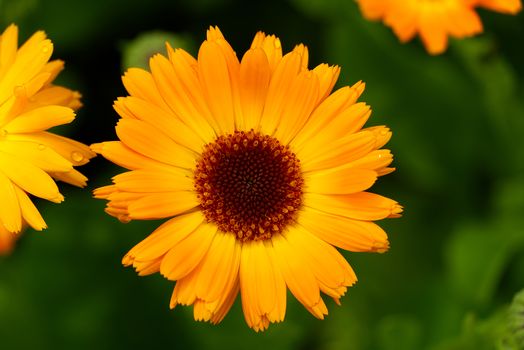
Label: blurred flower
xmin=0 ymin=24 xmax=95 ymax=234
xmin=356 ymin=0 xmax=522 ymax=55
xmin=0 ymin=224 xmax=19 ymax=255
xmin=93 ymin=26 xmax=401 ymax=331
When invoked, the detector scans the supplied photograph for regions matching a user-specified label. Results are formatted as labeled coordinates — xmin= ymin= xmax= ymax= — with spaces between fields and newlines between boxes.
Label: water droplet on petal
xmin=38 ymin=144 xmax=46 ymax=150
xmin=71 ymin=151 xmax=84 ymax=162
xmin=13 ymin=85 xmax=26 ymax=97
xmin=0 ymin=129 xmax=7 ymax=137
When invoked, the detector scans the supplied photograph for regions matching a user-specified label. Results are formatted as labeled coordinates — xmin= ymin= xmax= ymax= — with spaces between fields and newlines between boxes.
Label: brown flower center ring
xmin=194 ymin=130 xmax=303 ymax=242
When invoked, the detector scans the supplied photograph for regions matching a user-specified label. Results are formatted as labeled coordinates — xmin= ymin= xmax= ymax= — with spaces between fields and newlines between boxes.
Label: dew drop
xmin=37 ymin=144 xmax=46 ymax=150
xmin=13 ymin=85 xmax=26 ymax=97
xmin=0 ymin=129 xmax=7 ymax=137
xmin=71 ymin=151 xmax=84 ymax=162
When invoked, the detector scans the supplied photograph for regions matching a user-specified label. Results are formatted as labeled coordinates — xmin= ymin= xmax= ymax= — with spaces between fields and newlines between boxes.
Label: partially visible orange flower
xmin=0 ymin=24 xmax=96 ymax=234
xmin=0 ymin=225 xmax=19 ymax=255
xmin=356 ymin=0 xmax=522 ymax=55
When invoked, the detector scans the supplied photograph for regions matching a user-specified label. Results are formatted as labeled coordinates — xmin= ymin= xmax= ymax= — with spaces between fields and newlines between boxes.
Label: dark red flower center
xmin=194 ymin=130 xmax=303 ymax=241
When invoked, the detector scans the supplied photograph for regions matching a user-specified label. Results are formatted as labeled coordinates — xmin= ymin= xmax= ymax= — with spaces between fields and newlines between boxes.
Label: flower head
xmin=93 ymin=26 xmax=401 ymax=331
xmin=0 ymin=24 xmax=95 ymax=234
xmin=356 ymin=0 xmax=522 ymax=55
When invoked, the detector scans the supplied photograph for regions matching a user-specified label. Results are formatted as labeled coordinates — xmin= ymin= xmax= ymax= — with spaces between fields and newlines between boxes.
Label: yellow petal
xmin=477 ymin=0 xmax=522 ymax=14
xmin=292 ymin=82 xmax=365 ymax=152
xmin=418 ymin=8 xmax=449 ymax=55
xmin=23 ymin=86 xmax=81 ymax=112
xmin=0 ymin=170 xmax=22 ymax=232
xmin=0 ymin=36 xmax=52 ymax=104
xmin=0 ymin=24 xmax=19 ymax=79
xmin=304 ymin=103 xmax=371 ymax=149
xmin=209 ymin=278 xmax=240 ymax=324
xmin=113 ymin=97 xmax=137 ymax=120
xmin=343 ymin=149 xmax=394 ymax=174
xmin=41 ymin=60 xmax=64 ymax=86
xmin=127 ymin=191 xmax=199 ymax=220
xmin=240 ymin=240 xmax=286 ymax=331
xmin=273 ymin=70 xmax=320 ymax=145
xmin=286 ymin=225 xmax=357 ymax=299
xmin=115 ymin=119 xmax=196 ymax=169
xmin=259 ymin=52 xmax=302 ymax=136
xmin=194 ymin=232 xmax=240 ymax=303
xmin=197 ymin=40 xmax=236 ymax=134
xmin=239 ymin=48 xmax=271 ymax=131
xmin=171 ymin=267 xmax=200 ymax=306
xmin=149 ymin=52 xmax=217 ymax=144
xmin=250 ymin=32 xmax=282 ymax=73
xmin=133 ymin=258 xmax=162 ymax=276
xmin=364 ymin=125 xmax=392 ymax=149
xmin=299 ymin=207 xmax=390 ymax=253
xmin=124 ymin=211 xmax=204 ymax=263
xmin=299 ymin=130 xmax=376 ymax=173
xmin=306 ymin=167 xmax=377 ymax=195
xmin=304 ymin=192 xmax=403 ymax=221
xmin=3 ymin=105 xmax=74 ymax=133
xmin=50 ymin=169 xmax=88 ymax=188
xmin=122 ymin=96 xmax=205 ymax=152
xmin=271 ymin=232 xmax=327 ymax=319
xmin=113 ymin=169 xmax=192 ymax=193
xmin=292 ymin=44 xmax=309 ymax=70
xmin=312 ymin=63 xmax=340 ymax=103
xmin=13 ymin=184 xmax=46 ymax=231
xmin=0 ymin=138 xmax=72 ymax=172
xmin=160 ymin=222 xmax=217 ymax=280
xmin=0 ymin=152 xmax=62 ymax=202
xmin=91 ymin=141 xmax=175 ymax=171
xmin=11 ymin=131 xmax=96 ymax=166
xmin=122 ymin=67 xmax=171 ymax=111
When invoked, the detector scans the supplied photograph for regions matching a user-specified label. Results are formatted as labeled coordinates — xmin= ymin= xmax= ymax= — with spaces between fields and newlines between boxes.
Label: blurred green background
xmin=1 ymin=0 xmax=524 ymax=349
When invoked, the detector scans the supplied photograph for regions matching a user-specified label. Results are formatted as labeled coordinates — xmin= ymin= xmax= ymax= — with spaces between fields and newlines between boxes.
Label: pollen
xmin=194 ymin=130 xmax=304 ymax=241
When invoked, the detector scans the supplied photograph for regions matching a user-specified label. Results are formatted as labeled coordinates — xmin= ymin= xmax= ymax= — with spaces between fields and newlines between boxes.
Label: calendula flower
xmin=356 ymin=0 xmax=522 ymax=55
xmin=0 ymin=24 xmax=95 ymax=234
xmin=93 ymin=26 xmax=401 ymax=331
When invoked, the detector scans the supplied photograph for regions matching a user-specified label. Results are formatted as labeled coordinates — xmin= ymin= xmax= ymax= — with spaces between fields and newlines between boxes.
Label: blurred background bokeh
xmin=1 ymin=0 xmax=524 ymax=349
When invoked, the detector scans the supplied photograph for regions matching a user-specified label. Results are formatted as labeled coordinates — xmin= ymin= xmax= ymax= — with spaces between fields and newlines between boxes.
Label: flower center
xmin=194 ymin=130 xmax=303 ymax=242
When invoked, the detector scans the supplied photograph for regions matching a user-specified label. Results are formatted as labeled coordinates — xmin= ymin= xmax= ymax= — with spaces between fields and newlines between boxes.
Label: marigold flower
xmin=356 ymin=0 xmax=522 ymax=55
xmin=93 ymin=26 xmax=402 ymax=331
xmin=0 ymin=24 xmax=95 ymax=234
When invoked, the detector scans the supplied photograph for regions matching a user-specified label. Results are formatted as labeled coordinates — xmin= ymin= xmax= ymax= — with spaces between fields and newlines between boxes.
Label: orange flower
xmin=356 ymin=0 xmax=522 ymax=54
xmin=94 ymin=26 xmax=401 ymax=331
